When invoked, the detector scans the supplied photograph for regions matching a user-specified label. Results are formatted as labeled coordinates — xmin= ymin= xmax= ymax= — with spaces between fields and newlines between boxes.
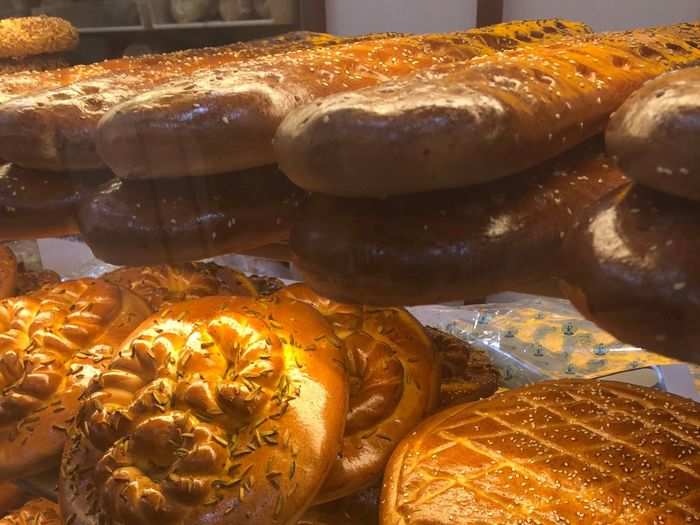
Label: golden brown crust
xmin=0 ymin=498 xmax=60 ymax=525
xmin=561 ymin=184 xmax=700 ymax=365
xmin=0 ymin=279 xmax=151 ymax=479
xmin=77 ymin=167 xmax=307 ymax=266
xmin=276 ymin=23 xmax=700 ymax=197
xmin=290 ymin=139 xmax=629 ymax=306
xmin=426 ymin=327 xmax=499 ymax=408
xmin=273 ymin=284 xmax=439 ymax=503
xmin=0 ymin=483 xmax=28 ymax=518
xmin=0 ymin=247 xmax=17 ymax=300
xmin=95 ymin=19 xmax=590 ymax=179
xmin=60 ymin=295 xmax=348 ymax=525
xmin=381 ymin=379 xmax=700 ymax=525
xmin=0 ymin=17 xmax=77 ymax=59
xmin=101 ymin=263 xmax=260 ymax=311
xmin=0 ymin=32 xmax=363 ymax=172
xmin=607 ymin=66 xmax=700 ymax=201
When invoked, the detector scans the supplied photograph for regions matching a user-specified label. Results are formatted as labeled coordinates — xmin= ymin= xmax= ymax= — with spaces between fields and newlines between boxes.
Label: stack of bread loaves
xmin=562 ymin=67 xmax=700 ymax=365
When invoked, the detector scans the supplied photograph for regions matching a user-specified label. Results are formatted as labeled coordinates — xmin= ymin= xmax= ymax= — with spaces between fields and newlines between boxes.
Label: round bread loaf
xmin=101 ymin=263 xmax=260 ymax=311
xmin=0 ymin=498 xmax=60 ymax=525
xmin=607 ymin=67 xmax=700 ymax=202
xmin=0 ymin=16 xmax=77 ymax=59
xmin=0 ymin=279 xmax=151 ymax=480
xmin=561 ymin=184 xmax=700 ymax=364
xmin=0 ymin=247 xmax=17 ymax=300
xmin=426 ymin=327 xmax=499 ymax=408
xmin=0 ymin=164 xmax=109 ymax=241
xmin=0 ymin=482 xmax=28 ymax=518
xmin=382 ymin=379 xmax=700 ymax=524
xmin=274 ymin=284 xmax=439 ymax=502
xmin=60 ymin=295 xmax=348 ymax=525
xmin=290 ymin=139 xmax=629 ymax=306
xmin=77 ymin=166 xmax=307 ymax=266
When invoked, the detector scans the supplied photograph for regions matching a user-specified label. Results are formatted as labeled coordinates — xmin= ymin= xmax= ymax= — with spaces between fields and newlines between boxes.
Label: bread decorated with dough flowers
xmin=60 ymin=294 xmax=348 ymax=525
xmin=381 ymin=379 xmax=700 ymax=525
xmin=94 ymin=19 xmax=590 ymax=179
xmin=0 ymin=16 xmax=77 ymax=60
xmin=606 ymin=66 xmax=700 ymax=202
xmin=0 ymin=279 xmax=151 ymax=480
xmin=0 ymin=498 xmax=60 ymax=525
xmin=273 ymin=284 xmax=439 ymax=503
xmin=276 ymin=22 xmax=700 ymax=198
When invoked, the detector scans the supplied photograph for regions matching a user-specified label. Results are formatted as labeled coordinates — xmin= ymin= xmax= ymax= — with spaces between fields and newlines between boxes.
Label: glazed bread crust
xmin=0 ymin=16 xmax=77 ymax=59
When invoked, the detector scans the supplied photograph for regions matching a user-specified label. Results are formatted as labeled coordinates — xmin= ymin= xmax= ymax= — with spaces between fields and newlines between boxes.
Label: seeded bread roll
xmin=274 ymin=284 xmax=439 ymax=503
xmin=0 ymin=498 xmax=60 ymax=525
xmin=0 ymin=247 xmax=17 ymax=300
xmin=0 ymin=279 xmax=151 ymax=480
xmin=77 ymin=166 xmax=307 ymax=266
xmin=0 ymin=31 xmax=353 ymax=172
xmin=276 ymin=23 xmax=700 ymax=197
xmin=561 ymin=184 xmax=700 ymax=365
xmin=95 ymin=20 xmax=591 ymax=179
xmin=0 ymin=16 xmax=77 ymax=59
xmin=290 ymin=139 xmax=629 ymax=306
xmin=382 ymin=379 xmax=700 ymax=525
xmin=607 ymin=66 xmax=700 ymax=202
xmin=60 ymin=295 xmax=348 ymax=525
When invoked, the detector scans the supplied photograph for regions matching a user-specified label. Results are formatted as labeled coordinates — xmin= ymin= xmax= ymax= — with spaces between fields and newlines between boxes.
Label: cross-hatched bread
xmin=0 ymin=32 xmax=362 ymax=172
xmin=606 ymin=66 xmax=700 ymax=202
xmin=77 ymin=166 xmax=307 ymax=266
xmin=276 ymin=23 xmax=700 ymax=198
xmin=381 ymin=379 xmax=700 ymax=525
xmin=0 ymin=16 xmax=77 ymax=59
xmin=95 ymin=19 xmax=591 ymax=179
xmin=59 ymin=295 xmax=348 ymax=525
xmin=0 ymin=279 xmax=151 ymax=480
xmin=101 ymin=263 xmax=261 ymax=311
xmin=0 ymin=247 xmax=17 ymax=300
xmin=561 ymin=184 xmax=700 ymax=365
xmin=426 ymin=327 xmax=499 ymax=408
xmin=273 ymin=284 xmax=439 ymax=503
xmin=0 ymin=164 xmax=109 ymax=241
xmin=0 ymin=498 xmax=60 ymax=525
xmin=290 ymin=138 xmax=629 ymax=306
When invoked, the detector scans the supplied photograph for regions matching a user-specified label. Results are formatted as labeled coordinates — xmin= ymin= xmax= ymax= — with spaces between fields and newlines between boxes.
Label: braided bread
xmin=607 ymin=66 xmax=700 ymax=202
xmin=561 ymin=184 xmax=700 ymax=365
xmin=0 ymin=32 xmax=377 ymax=172
xmin=0 ymin=279 xmax=151 ymax=479
xmin=0 ymin=498 xmax=60 ymax=525
xmin=273 ymin=284 xmax=439 ymax=502
xmin=0 ymin=247 xmax=17 ymax=300
xmin=95 ymin=19 xmax=591 ymax=179
xmin=60 ymin=295 xmax=348 ymax=525
xmin=382 ymin=379 xmax=700 ymax=525
xmin=276 ymin=23 xmax=700 ymax=197
xmin=0 ymin=16 xmax=77 ymax=59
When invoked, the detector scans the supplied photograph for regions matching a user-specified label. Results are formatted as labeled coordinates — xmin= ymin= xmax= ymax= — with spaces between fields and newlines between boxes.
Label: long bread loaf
xmin=290 ymin=138 xmax=629 ymax=306
xmin=276 ymin=23 xmax=700 ymax=197
xmin=94 ymin=20 xmax=591 ymax=179
xmin=0 ymin=31 xmax=357 ymax=172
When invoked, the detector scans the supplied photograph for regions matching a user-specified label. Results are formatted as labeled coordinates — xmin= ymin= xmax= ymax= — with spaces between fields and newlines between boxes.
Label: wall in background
xmin=326 ymin=0 xmax=478 ymax=35
xmin=504 ymin=0 xmax=700 ymax=31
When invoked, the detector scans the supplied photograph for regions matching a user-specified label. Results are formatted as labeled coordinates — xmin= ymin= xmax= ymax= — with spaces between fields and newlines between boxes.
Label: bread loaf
xmin=0 ymin=164 xmax=109 ymax=241
xmin=607 ymin=66 xmax=700 ymax=202
xmin=382 ymin=379 xmax=700 ymax=525
xmin=0 ymin=499 xmax=60 ymax=525
xmin=101 ymin=262 xmax=261 ymax=310
xmin=0 ymin=16 xmax=77 ymax=59
xmin=60 ymin=295 xmax=348 ymax=525
xmin=274 ymin=284 xmax=439 ymax=502
xmin=77 ymin=166 xmax=307 ymax=265
xmin=561 ymin=184 xmax=700 ymax=365
xmin=0 ymin=279 xmax=151 ymax=480
xmin=290 ymin=139 xmax=629 ymax=306
xmin=0 ymin=247 xmax=17 ymax=300
xmin=0 ymin=32 xmax=354 ymax=172
xmin=95 ymin=20 xmax=591 ymax=179
xmin=276 ymin=23 xmax=700 ymax=197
